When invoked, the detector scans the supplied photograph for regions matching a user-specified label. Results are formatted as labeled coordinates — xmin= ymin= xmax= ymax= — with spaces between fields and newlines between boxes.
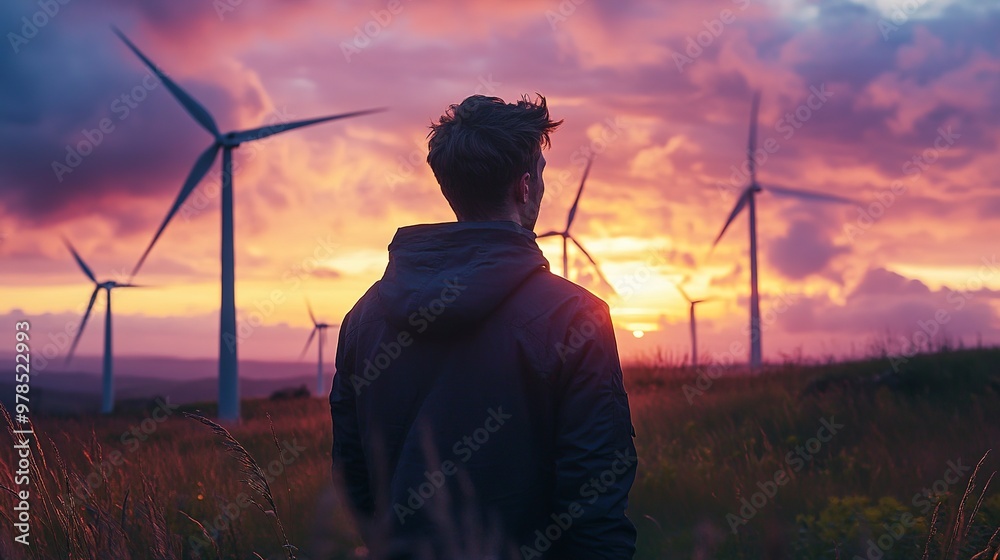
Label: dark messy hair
xmin=427 ymin=94 xmax=562 ymax=220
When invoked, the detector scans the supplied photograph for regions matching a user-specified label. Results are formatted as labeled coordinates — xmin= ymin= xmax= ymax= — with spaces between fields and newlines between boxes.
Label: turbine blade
xmin=131 ymin=143 xmax=220 ymax=278
xmin=115 ymin=283 xmax=146 ymax=288
xmin=112 ymin=27 xmax=220 ymax=137
xmin=300 ymin=327 xmax=318 ymax=358
xmin=231 ymin=108 xmax=386 ymax=144
xmin=66 ymin=287 xmax=100 ymax=364
xmin=568 ymin=235 xmax=616 ymax=294
xmin=671 ymin=281 xmax=692 ymax=303
xmin=713 ymin=189 xmax=751 ymax=248
xmin=536 ymin=230 xmax=562 ymax=238
xmin=63 ymin=238 xmax=97 ymax=284
xmin=747 ymin=91 xmax=761 ymax=185
xmin=566 ymin=156 xmax=594 ymax=231
xmin=306 ymin=300 xmax=317 ymax=326
xmin=765 ymin=184 xmax=855 ymax=204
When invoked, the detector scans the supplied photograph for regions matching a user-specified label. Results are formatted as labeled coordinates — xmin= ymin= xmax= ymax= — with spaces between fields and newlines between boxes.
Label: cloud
xmin=780 ymin=267 xmax=999 ymax=340
xmin=768 ymin=219 xmax=849 ymax=280
xmin=849 ymin=267 xmax=931 ymax=297
xmin=2 ymin=0 xmax=999 ymax=361
xmin=310 ymin=267 xmax=342 ymax=279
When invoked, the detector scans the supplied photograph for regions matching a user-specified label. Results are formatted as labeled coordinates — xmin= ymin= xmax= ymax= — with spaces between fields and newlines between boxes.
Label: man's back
xmin=331 ymin=221 xmax=637 ymax=559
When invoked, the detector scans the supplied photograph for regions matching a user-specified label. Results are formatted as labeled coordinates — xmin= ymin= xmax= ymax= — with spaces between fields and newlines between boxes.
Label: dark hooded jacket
xmin=330 ymin=221 xmax=637 ymax=560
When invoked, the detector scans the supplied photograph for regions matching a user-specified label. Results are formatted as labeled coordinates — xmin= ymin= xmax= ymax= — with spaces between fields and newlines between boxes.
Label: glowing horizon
xmin=2 ymin=0 xmax=999 ymax=367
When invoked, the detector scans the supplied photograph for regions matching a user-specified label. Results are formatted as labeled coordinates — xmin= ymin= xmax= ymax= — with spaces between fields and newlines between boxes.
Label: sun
xmin=632 ymin=330 xmax=645 ymax=339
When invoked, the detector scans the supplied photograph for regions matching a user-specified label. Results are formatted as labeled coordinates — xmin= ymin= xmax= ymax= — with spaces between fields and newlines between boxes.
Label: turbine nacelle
xmin=711 ymin=90 xmax=856 ymax=369
xmin=537 ymin=156 xmax=615 ymax=294
xmin=672 ymin=280 xmax=713 ymax=308
xmin=302 ymin=300 xmax=340 ymax=357
xmin=62 ymin=238 xmax=146 ymax=413
xmin=113 ymin=27 xmax=382 ymax=419
xmin=114 ymin=28 xmax=385 ymax=281
xmin=672 ymin=280 xmax=714 ymax=369
xmin=220 ymin=134 xmax=242 ymax=148
xmin=97 ymin=280 xmax=140 ymax=290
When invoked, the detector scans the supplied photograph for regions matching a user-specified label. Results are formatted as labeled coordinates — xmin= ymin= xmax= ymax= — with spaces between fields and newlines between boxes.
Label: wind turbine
xmin=713 ymin=91 xmax=853 ymax=370
xmin=538 ymin=156 xmax=615 ymax=293
xmin=64 ymin=240 xmax=141 ymax=414
xmin=300 ymin=301 xmax=338 ymax=397
xmin=114 ymin=28 xmax=383 ymax=421
xmin=672 ymin=281 xmax=714 ymax=369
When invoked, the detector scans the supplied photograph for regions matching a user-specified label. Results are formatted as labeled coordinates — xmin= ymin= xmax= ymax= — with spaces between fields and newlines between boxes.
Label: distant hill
xmin=0 ymin=354 xmax=328 ymax=415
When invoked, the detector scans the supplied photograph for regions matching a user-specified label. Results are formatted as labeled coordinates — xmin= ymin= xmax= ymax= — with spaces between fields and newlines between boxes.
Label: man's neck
xmin=457 ymin=210 xmax=523 ymax=228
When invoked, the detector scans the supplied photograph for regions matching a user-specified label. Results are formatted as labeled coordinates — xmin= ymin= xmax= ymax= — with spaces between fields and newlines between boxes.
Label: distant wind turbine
xmin=300 ymin=301 xmax=338 ymax=397
xmin=64 ymin=239 xmax=142 ymax=414
xmin=672 ymin=281 xmax=714 ymax=369
xmin=538 ymin=156 xmax=615 ymax=293
xmin=114 ymin=28 xmax=383 ymax=421
xmin=713 ymin=91 xmax=854 ymax=370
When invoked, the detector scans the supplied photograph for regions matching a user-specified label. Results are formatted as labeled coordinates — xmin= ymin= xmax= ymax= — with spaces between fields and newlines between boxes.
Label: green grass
xmin=1 ymin=347 xmax=998 ymax=559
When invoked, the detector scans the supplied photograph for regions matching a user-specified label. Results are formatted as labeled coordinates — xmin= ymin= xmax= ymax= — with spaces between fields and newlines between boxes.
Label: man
xmin=330 ymin=94 xmax=637 ymax=559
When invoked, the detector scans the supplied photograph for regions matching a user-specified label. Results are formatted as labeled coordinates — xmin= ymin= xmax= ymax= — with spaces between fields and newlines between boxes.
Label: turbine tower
xmin=114 ymin=28 xmax=383 ymax=421
xmin=538 ymin=156 xmax=614 ymax=293
xmin=713 ymin=91 xmax=853 ymax=370
xmin=672 ymin=281 xmax=713 ymax=369
xmin=301 ymin=301 xmax=337 ymax=397
xmin=64 ymin=240 xmax=141 ymax=414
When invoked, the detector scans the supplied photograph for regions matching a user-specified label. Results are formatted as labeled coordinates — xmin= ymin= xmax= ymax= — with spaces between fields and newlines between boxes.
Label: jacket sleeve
xmin=329 ymin=318 xmax=375 ymax=519
xmin=549 ymin=300 xmax=638 ymax=560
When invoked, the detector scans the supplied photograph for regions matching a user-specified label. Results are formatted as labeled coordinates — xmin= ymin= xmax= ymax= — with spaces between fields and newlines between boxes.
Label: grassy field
xmin=1 ymin=347 xmax=999 ymax=559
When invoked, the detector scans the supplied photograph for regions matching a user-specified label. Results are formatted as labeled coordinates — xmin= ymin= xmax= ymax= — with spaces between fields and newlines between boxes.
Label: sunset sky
xmin=2 ymin=0 xmax=998 ymax=369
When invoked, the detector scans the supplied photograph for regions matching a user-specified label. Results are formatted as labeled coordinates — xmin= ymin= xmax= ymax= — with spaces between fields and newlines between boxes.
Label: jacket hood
xmin=376 ymin=221 xmax=549 ymax=335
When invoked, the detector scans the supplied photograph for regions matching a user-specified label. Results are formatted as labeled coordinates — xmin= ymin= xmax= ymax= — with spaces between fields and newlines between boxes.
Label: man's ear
xmin=518 ymin=172 xmax=531 ymax=203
